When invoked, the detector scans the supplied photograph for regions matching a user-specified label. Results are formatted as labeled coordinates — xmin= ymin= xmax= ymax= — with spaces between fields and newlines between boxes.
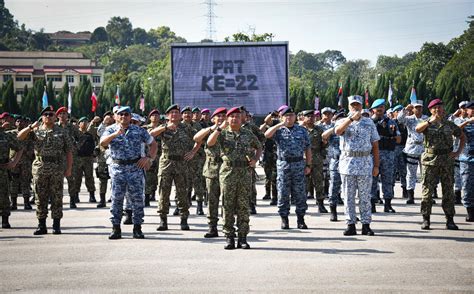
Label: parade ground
xmin=1 ymin=167 xmax=473 ymax=293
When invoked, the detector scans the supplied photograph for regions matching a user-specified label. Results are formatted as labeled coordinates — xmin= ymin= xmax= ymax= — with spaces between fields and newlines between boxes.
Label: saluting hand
xmin=115 ymin=127 xmax=125 ymax=137
xmin=351 ymin=110 xmax=362 ymax=121
xmin=30 ymin=120 xmax=41 ymax=129
xmin=219 ymin=120 xmax=228 ymax=130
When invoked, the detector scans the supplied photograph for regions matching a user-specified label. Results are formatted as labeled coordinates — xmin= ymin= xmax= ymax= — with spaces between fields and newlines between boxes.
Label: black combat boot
xmin=466 ymin=207 xmax=474 ymax=222
xmin=402 ymin=186 xmax=408 ymax=198
xmin=144 ymin=194 xmax=151 ymax=207
xmin=249 ymin=203 xmax=257 ymax=215
xmin=384 ymin=199 xmax=396 ymax=213
xmin=173 ymin=206 xmax=180 ymax=216
xmin=156 ymin=215 xmax=168 ymax=231
xmin=343 ymin=224 xmax=357 ymax=236
xmin=361 ymin=224 xmax=374 ymax=236
xmin=75 ymin=194 xmax=81 ymax=203
xmin=69 ymin=195 xmax=77 ymax=209
xmin=281 ymin=216 xmax=289 ymax=229
xmin=34 ymin=218 xmax=47 ymax=235
xmin=196 ymin=201 xmax=204 ymax=215
xmin=421 ymin=215 xmax=430 ymax=230
xmin=150 ymin=193 xmax=156 ymax=202
xmin=23 ymin=196 xmax=32 ymax=210
xmin=432 ymin=189 xmax=438 ymax=199
xmin=109 ymin=225 xmax=121 ymax=240
xmin=454 ymin=190 xmax=462 ymax=205
xmin=133 ymin=224 xmax=145 ymax=239
xmin=89 ymin=191 xmax=97 ymax=203
xmin=371 ymin=199 xmax=377 ymax=213
xmin=180 ymin=218 xmax=190 ymax=230
xmin=224 ymin=235 xmax=235 ymax=250
xmin=97 ymin=193 xmax=106 ymax=208
xmin=307 ymin=192 xmax=315 ymax=199
xmin=10 ymin=196 xmax=17 ymax=210
xmin=2 ymin=215 xmax=11 ymax=229
xmin=52 ymin=218 xmax=61 ymax=235
xmin=330 ymin=205 xmax=338 ymax=222
xmin=297 ymin=215 xmax=308 ymax=229
xmin=237 ymin=236 xmax=251 ymax=249
xmin=204 ymin=225 xmax=218 ymax=238
xmin=123 ymin=209 xmax=133 ymax=225
xmin=263 ymin=185 xmax=271 ymax=200
xmin=406 ymin=189 xmax=415 ymax=204
xmin=317 ymin=199 xmax=328 ymax=213
xmin=269 ymin=198 xmax=277 ymax=206
xmin=445 ymin=216 xmax=459 ymax=230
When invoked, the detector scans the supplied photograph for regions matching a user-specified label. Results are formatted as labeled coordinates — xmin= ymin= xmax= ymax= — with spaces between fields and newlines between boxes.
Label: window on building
xmin=16 ymin=89 xmax=24 ymax=96
xmin=15 ymin=75 xmax=32 ymax=82
xmin=92 ymin=75 xmax=101 ymax=84
xmin=3 ymin=75 xmax=12 ymax=82
xmin=47 ymin=75 xmax=62 ymax=82
xmin=66 ymin=75 xmax=75 ymax=83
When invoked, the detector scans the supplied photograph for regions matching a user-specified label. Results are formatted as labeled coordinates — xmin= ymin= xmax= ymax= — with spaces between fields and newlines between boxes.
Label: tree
xmin=106 ymin=16 xmax=133 ymax=47
xmin=132 ymin=28 xmax=148 ymax=44
xmin=1 ymin=79 xmax=20 ymax=113
xmin=91 ymin=26 xmax=108 ymax=43
xmin=0 ymin=0 xmax=16 ymax=38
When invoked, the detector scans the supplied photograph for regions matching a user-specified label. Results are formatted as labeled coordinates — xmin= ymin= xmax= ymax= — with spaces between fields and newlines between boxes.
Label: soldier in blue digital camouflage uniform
xmin=265 ymin=106 xmax=312 ymax=230
xmin=391 ymin=104 xmax=408 ymax=198
xmin=370 ymin=98 xmax=400 ymax=213
xmin=335 ymin=95 xmax=380 ymax=236
xmin=100 ymin=106 xmax=158 ymax=240
xmin=322 ymin=110 xmax=346 ymax=222
xmin=452 ymin=101 xmax=469 ymax=204
xmin=458 ymin=101 xmax=474 ymax=221
xmin=397 ymin=100 xmax=428 ymax=204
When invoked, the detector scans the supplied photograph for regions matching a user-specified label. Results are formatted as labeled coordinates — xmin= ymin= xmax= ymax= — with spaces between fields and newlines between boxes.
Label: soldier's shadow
xmin=251 ymin=247 xmax=394 ymax=255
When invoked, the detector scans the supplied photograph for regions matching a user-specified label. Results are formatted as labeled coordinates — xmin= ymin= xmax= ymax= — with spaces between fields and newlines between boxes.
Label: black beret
xmin=301 ymin=110 xmax=314 ymax=116
xmin=40 ymin=106 xmax=54 ymax=116
xmin=180 ymin=106 xmax=192 ymax=113
xmin=165 ymin=104 xmax=180 ymax=114
xmin=280 ymin=106 xmax=295 ymax=115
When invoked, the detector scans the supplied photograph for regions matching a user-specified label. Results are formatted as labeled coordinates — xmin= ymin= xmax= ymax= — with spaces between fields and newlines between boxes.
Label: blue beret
xmin=116 ymin=106 xmax=131 ymax=114
xmin=370 ymin=99 xmax=386 ymax=109
xmin=392 ymin=105 xmax=403 ymax=112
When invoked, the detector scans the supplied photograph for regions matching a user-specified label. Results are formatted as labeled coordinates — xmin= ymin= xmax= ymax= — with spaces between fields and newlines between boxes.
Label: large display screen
xmin=171 ymin=43 xmax=288 ymax=115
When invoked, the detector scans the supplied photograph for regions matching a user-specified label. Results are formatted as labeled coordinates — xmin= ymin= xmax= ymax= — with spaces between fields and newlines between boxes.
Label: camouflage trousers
xmin=10 ymin=160 xmax=32 ymax=197
xmin=158 ymin=167 xmax=189 ymax=218
xmin=421 ymin=163 xmax=455 ymax=217
xmin=405 ymin=154 xmax=421 ymax=190
xmin=341 ymin=174 xmax=372 ymax=225
xmin=66 ymin=155 xmax=78 ymax=196
xmin=250 ymin=168 xmax=257 ymax=206
xmin=393 ymin=145 xmax=407 ymax=188
xmin=145 ymin=160 xmax=158 ymax=195
xmin=263 ymin=161 xmax=277 ymax=200
xmin=454 ymin=160 xmax=462 ymax=191
xmin=206 ymin=177 xmax=221 ymax=226
xmin=308 ymin=157 xmax=325 ymax=201
xmin=460 ymin=161 xmax=474 ymax=208
xmin=220 ymin=169 xmax=251 ymax=237
xmin=328 ymin=157 xmax=341 ymax=206
xmin=109 ymin=165 xmax=145 ymax=225
xmin=95 ymin=162 xmax=110 ymax=195
xmin=371 ymin=150 xmax=395 ymax=200
xmin=73 ymin=156 xmax=95 ymax=193
xmin=277 ymin=165 xmax=308 ymax=217
xmin=33 ymin=171 xmax=64 ymax=220
xmin=0 ymin=169 xmax=11 ymax=217
xmin=191 ymin=157 xmax=206 ymax=201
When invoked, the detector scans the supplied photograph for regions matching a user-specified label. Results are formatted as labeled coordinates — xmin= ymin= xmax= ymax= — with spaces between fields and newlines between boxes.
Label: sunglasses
xmin=118 ymin=112 xmax=130 ymax=117
xmin=42 ymin=112 xmax=55 ymax=117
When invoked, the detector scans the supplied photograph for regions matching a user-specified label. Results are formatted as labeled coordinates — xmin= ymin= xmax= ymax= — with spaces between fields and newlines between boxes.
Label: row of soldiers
xmin=1 ymin=97 xmax=473 ymax=248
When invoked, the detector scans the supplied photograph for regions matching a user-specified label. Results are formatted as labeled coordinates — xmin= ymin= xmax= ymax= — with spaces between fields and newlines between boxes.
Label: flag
xmin=388 ymin=81 xmax=393 ymax=107
xmin=139 ymin=93 xmax=145 ymax=112
xmin=410 ymin=87 xmax=417 ymax=104
xmin=337 ymin=84 xmax=343 ymax=108
xmin=91 ymin=91 xmax=98 ymax=113
xmin=42 ymin=87 xmax=48 ymax=109
xmin=364 ymin=88 xmax=369 ymax=108
xmin=114 ymin=86 xmax=120 ymax=106
xmin=314 ymin=95 xmax=320 ymax=110
xmin=67 ymin=87 xmax=72 ymax=114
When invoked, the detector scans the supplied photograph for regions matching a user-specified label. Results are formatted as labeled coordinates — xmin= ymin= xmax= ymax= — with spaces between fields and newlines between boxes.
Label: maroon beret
xmin=55 ymin=106 xmax=68 ymax=116
xmin=0 ymin=112 xmax=10 ymax=119
xmin=226 ymin=107 xmax=241 ymax=117
xmin=211 ymin=107 xmax=227 ymax=118
xmin=427 ymin=98 xmax=443 ymax=109
xmin=148 ymin=109 xmax=160 ymax=117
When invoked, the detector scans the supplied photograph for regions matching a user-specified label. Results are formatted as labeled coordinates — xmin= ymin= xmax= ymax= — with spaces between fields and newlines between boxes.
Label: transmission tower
xmin=203 ymin=0 xmax=217 ymax=41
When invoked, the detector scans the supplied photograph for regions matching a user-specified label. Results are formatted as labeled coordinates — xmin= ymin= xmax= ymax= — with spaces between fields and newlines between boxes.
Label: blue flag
xmin=410 ymin=87 xmax=417 ymax=104
xmin=42 ymin=89 xmax=48 ymax=108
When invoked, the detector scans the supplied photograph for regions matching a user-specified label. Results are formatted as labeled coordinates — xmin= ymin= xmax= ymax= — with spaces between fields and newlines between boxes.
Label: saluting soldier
xmin=207 ymin=107 xmax=262 ymax=249
xmin=18 ymin=106 xmax=73 ymax=235
xmin=144 ymin=109 xmax=162 ymax=207
xmin=458 ymin=101 xmax=474 ymax=221
xmin=260 ymin=111 xmax=279 ymax=206
xmin=73 ymin=117 xmax=97 ymax=203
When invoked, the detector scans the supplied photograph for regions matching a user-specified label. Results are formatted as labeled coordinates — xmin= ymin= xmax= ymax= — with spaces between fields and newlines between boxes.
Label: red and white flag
xmin=114 ymin=86 xmax=120 ymax=106
xmin=337 ymin=84 xmax=343 ymax=108
xmin=365 ymin=88 xmax=369 ymax=108
xmin=91 ymin=91 xmax=98 ymax=113
xmin=139 ymin=93 xmax=145 ymax=112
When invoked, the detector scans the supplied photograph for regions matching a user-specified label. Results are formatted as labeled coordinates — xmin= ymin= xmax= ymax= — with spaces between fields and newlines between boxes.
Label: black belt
xmin=278 ymin=156 xmax=303 ymax=163
xmin=112 ymin=158 xmax=140 ymax=165
xmin=166 ymin=155 xmax=183 ymax=161
xmin=38 ymin=156 xmax=61 ymax=163
xmin=425 ymin=148 xmax=451 ymax=155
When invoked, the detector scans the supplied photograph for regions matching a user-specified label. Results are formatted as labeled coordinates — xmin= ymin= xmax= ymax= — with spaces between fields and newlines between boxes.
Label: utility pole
xmin=203 ymin=0 xmax=217 ymax=41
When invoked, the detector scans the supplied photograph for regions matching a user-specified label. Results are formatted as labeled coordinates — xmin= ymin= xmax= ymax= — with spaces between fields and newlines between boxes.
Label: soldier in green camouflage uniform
xmin=416 ymin=99 xmax=465 ymax=230
xmin=149 ymin=104 xmax=200 ymax=231
xmin=240 ymin=106 xmax=266 ymax=214
xmin=207 ymin=107 xmax=262 ymax=250
xmin=8 ymin=116 xmax=33 ymax=210
xmin=73 ymin=117 xmax=96 ymax=203
xmin=188 ymin=107 xmax=207 ymax=215
xmin=56 ymin=107 xmax=80 ymax=207
xmin=260 ymin=112 xmax=279 ymax=205
xmin=18 ymin=106 xmax=73 ymax=235
xmin=0 ymin=112 xmax=23 ymax=228
xmin=194 ymin=107 xmax=227 ymax=238
xmin=301 ymin=110 xmax=328 ymax=213
xmin=144 ymin=109 xmax=162 ymax=206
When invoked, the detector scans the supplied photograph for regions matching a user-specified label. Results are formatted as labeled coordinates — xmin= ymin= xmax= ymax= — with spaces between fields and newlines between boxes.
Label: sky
xmin=5 ymin=0 xmax=474 ymax=64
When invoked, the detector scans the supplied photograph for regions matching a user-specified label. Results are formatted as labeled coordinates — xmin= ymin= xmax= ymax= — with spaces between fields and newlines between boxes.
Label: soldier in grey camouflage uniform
xmin=208 ymin=107 xmax=262 ymax=249
xmin=415 ymin=99 xmax=465 ymax=230
xmin=18 ymin=106 xmax=73 ymax=235
xmin=194 ymin=107 xmax=227 ymax=238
